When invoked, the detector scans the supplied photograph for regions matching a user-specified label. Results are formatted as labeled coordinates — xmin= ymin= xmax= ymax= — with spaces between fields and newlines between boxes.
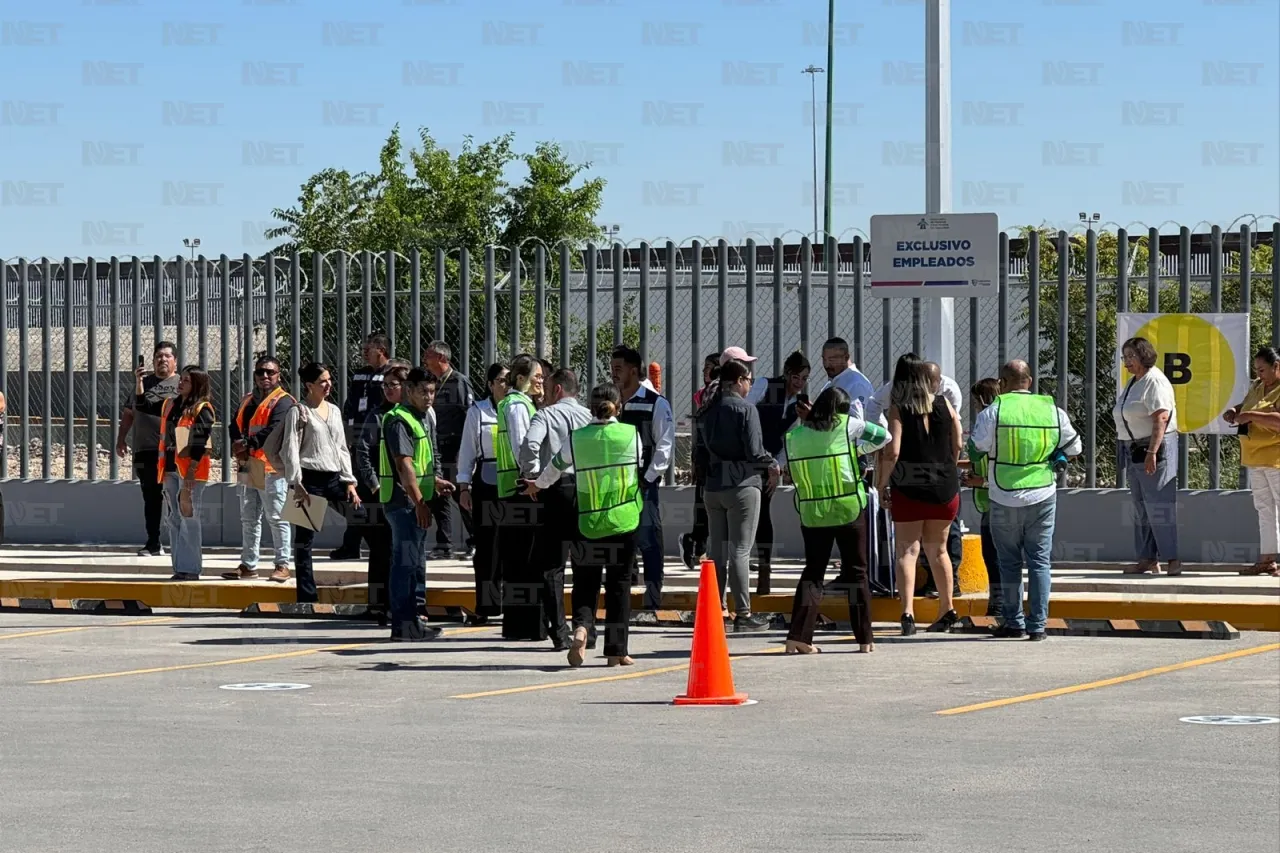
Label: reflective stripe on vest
xmin=495 ymin=391 xmax=535 ymax=498
xmin=570 ymin=422 xmax=643 ymax=539
xmin=992 ymin=393 xmax=1061 ymax=491
xmin=156 ymin=399 xmax=213 ymax=484
xmin=378 ymin=405 xmax=435 ymax=503
xmin=784 ymin=415 xmax=866 ymax=528
xmin=966 ymin=437 xmax=990 ymax=513
xmin=236 ymin=386 xmax=288 ymax=474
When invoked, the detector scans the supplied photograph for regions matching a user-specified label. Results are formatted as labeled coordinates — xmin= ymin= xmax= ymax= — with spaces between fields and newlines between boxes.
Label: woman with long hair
xmin=527 ymin=383 xmax=643 ymax=667
xmin=875 ymin=352 xmax=963 ymax=635
xmin=780 ymin=386 xmax=889 ymax=654
xmin=457 ymin=362 xmax=509 ymax=623
xmin=278 ymin=361 xmax=360 ymax=603
xmin=157 ymin=366 xmax=215 ymax=580
xmin=495 ymin=353 xmax=546 ymax=640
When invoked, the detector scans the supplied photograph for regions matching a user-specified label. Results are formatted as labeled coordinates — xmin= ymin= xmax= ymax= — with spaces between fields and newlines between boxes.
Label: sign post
xmin=924 ymin=0 xmax=954 ymax=378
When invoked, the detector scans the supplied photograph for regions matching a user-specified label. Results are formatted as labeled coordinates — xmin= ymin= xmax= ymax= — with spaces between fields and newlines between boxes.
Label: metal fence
xmin=3 ymin=222 xmax=1278 ymax=489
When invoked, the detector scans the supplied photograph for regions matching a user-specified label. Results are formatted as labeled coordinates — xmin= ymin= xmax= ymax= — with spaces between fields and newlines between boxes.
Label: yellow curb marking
xmin=30 ymin=625 xmax=492 ymax=684
xmin=936 ymin=642 xmax=1280 ymax=716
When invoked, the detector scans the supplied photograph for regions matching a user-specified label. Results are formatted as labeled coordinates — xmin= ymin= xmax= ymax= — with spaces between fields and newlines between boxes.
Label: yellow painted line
xmin=31 ymin=625 xmax=492 ymax=685
xmin=0 ymin=617 xmax=176 ymax=642
xmin=936 ymin=642 xmax=1280 ymax=716
xmin=451 ymin=635 xmax=860 ymax=700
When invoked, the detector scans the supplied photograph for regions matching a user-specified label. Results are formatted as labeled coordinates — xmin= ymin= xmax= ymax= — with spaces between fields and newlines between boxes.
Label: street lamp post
xmin=822 ymin=0 xmax=835 ymax=241
xmin=182 ymin=237 xmax=200 ymax=261
xmin=802 ymin=65 xmax=825 ymax=243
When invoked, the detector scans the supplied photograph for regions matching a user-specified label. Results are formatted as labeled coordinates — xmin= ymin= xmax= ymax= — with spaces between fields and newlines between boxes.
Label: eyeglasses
xmin=384 ymin=381 xmax=402 ymax=389
xmin=254 ymin=369 xmax=278 ymax=377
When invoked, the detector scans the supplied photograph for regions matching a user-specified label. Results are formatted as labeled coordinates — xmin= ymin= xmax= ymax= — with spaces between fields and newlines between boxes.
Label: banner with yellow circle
xmin=1116 ymin=313 xmax=1250 ymax=434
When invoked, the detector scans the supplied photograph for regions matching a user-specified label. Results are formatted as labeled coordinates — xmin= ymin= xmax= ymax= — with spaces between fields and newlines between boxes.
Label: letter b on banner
xmin=1164 ymin=352 xmax=1192 ymax=385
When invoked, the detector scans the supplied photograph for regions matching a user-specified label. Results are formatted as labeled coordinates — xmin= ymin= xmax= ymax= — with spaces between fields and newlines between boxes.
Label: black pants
xmin=336 ymin=448 xmax=366 ymax=556
xmin=530 ymin=479 xmax=574 ymax=645
xmin=979 ymin=512 xmax=1003 ymax=616
xmin=434 ymin=447 xmax=474 ymax=553
xmin=134 ymin=451 xmax=164 ymax=551
xmin=470 ymin=480 xmax=503 ymax=616
xmin=292 ymin=470 xmax=352 ymax=604
xmin=789 ymin=517 xmax=873 ymax=646
xmin=690 ymin=476 xmax=708 ymax=553
xmin=499 ymin=493 xmax=544 ymax=640
xmin=571 ymin=531 xmax=636 ymax=658
xmin=754 ymin=487 xmax=775 ymax=592
xmin=357 ymin=492 xmax=392 ymax=615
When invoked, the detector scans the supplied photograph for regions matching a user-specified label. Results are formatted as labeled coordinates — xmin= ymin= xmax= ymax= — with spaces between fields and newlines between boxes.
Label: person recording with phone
xmin=115 ymin=343 xmax=181 ymax=557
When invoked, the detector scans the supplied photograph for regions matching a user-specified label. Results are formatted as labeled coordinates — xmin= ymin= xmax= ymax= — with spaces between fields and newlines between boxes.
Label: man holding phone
xmin=115 ymin=342 xmax=180 ymax=557
xmin=750 ymin=350 xmax=811 ymax=595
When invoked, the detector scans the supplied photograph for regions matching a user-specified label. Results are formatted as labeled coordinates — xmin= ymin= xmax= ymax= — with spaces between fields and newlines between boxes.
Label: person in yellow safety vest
xmin=494 ymin=353 xmax=545 ymax=641
xmin=776 ymin=386 xmax=890 ymax=654
xmin=223 ymin=355 xmax=295 ymax=581
xmin=526 ymin=383 xmax=643 ymax=668
xmin=380 ymin=367 xmax=453 ymax=641
xmin=156 ymin=366 xmax=216 ymax=580
xmin=962 ymin=377 xmax=1004 ymax=620
xmin=970 ymin=360 xmax=1081 ymax=642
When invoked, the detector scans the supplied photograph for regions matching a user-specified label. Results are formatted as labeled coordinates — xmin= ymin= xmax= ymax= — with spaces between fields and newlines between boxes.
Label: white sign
xmin=1179 ymin=715 xmax=1279 ymax=726
xmin=219 ymin=682 xmax=311 ymax=691
xmin=870 ymin=212 xmax=999 ymax=299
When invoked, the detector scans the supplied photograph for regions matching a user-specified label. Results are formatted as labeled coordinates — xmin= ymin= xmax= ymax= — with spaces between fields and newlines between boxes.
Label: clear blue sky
xmin=2 ymin=0 xmax=1277 ymax=257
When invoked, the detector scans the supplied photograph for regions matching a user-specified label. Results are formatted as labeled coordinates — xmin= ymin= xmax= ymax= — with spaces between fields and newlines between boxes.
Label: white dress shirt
xmin=970 ymin=390 xmax=1083 ymax=508
xmin=503 ymin=392 xmax=533 ymax=466
xmin=819 ymin=365 xmax=876 ymax=417
xmin=866 ymin=375 xmax=964 ymax=425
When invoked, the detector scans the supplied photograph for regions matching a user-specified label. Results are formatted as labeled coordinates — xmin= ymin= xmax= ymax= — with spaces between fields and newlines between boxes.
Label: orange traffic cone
xmin=648 ymin=362 xmax=663 ymax=394
xmin=674 ymin=559 xmax=749 ymax=706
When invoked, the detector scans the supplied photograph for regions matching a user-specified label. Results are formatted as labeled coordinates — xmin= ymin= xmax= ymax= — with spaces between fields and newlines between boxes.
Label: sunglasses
xmin=254 ymin=368 xmax=278 ymax=377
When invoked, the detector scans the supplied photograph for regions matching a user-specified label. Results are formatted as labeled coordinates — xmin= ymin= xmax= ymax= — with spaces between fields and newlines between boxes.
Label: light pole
xmin=182 ymin=237 xmax=200 ymax=261
xmin=1078 ymin=212 xmax=1100 ymax=228
xmin=802 ymin=65 xmax=825 ymax=242
xmin=822 ymin=0 xmax=835 ymax=240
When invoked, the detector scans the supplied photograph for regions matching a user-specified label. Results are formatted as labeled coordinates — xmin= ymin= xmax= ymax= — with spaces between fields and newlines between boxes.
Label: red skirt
xmin=888 ymin=489 xmax=960 ymax=523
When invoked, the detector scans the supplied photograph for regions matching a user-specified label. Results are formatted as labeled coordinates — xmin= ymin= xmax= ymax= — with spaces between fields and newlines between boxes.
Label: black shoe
xmin=680 ymin=533 xmax=696 ymax=570
xmin=900 ymin=613 xmax=917 ymax=636
xmin=990 ymin=625 xmax=1026 ymax=639
xmin=168 ymin=572 xmax=199 ymax=581
xmin=733 ymin=613 xmax=771 ymax=633
xmin=427 ymin=548 xmax=452 ymax=561
xmin=1027 ymin=631 xmax=1047 ymax=642
xmin=926 ymin=609 xmax=960 ymax=633
xmin=389 ymin=622 xmax=443 ymax=642
xmin=329 ymin=547 xmax=360 ymax=561
xmin=466 ymin=614 xmax=490 ymax=627
xmin=463 ymin=546 xmax=475 ymax=560
xmin=138 ymin=546 xmax=163 ymax=557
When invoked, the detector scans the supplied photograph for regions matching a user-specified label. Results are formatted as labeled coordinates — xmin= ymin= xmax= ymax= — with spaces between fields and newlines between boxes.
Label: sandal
xmin=606 ymin=656 xmax=635 ymax=667
xmin=784 ymin=640 xmax=821 ymax=655
xmin=567 ymin=627 xmax=588 ymax=668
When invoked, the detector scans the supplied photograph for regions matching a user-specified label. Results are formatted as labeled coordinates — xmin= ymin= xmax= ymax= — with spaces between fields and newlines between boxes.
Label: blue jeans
xmin=638 ymin=478 xmax=664 ymax=610
xmin=162 ymin=473 xmax=205 ymax=576
xmin=1123 ymin=434 xmax=1179 ymax=562
xmin=989 ymin=497 xmax=1056 ymax=633
xmin=386 ymin=506 xmax=429 ymax=632
xmin=239 ymin=473 xmax=292 ymax=569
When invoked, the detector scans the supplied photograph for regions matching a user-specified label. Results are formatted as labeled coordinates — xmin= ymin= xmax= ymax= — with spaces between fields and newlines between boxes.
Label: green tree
xmin=1018 ymin=227 xmax=1275 ymax=488
xmin=262 ymin=126 xmax=606 ymax=387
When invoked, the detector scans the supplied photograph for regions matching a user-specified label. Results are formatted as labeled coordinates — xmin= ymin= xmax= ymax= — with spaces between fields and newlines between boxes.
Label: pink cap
xmin=720 ymin=346 xmax=758 ymax=366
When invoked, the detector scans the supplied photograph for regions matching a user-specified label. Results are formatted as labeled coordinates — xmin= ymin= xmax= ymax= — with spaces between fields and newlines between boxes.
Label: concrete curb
xmin=950 ymin=615 xmax=1242 ymax=640
xmin=0 ymin=596 xmax=152 ymax=615
xmin=1 ymin=579 xmax=1276 ymax=632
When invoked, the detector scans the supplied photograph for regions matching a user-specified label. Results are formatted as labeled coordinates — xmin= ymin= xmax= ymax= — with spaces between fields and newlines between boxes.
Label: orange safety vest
xmin=156 ymin=399 xmax=214 ymax=484
xmin=235 ymin=386 xmax=289 ymax=474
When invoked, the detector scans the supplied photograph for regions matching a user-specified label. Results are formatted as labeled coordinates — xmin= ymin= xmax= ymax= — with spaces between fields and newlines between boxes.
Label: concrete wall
xmin=0 ymin=478 xmax=1263 ymax=564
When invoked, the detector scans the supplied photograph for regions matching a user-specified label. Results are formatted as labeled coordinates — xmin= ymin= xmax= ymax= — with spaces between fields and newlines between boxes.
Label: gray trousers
xmin=705 ymin=485 xmax=761 ymax=616
xmin=1123 ymin=433 xmax=1179 ymax=562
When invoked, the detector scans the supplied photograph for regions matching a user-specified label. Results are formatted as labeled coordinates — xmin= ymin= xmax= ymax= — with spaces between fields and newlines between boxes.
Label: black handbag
xmin=1119 ymin=378 xmax=1165 ymax=465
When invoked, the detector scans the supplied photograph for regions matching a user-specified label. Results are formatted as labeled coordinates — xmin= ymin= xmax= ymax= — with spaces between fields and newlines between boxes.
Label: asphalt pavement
xmin=1 ymin=611 xmax=1277 ymax=853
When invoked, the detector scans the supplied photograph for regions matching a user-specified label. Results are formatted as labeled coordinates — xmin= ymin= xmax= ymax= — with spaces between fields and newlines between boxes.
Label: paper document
xmin=283 ymin=493 xmax=328 ymax=532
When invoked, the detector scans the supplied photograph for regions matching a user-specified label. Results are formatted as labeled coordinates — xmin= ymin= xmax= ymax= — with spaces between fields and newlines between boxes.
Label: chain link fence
xmin=3 ymin=222 xmax=1277 ymax=486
